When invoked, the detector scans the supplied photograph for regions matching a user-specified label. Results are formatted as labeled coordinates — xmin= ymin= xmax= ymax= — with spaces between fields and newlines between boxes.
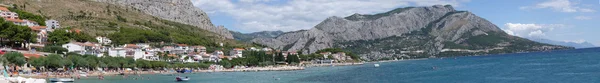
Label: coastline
xmin=14 ymin=59 xmax=425 ymax=79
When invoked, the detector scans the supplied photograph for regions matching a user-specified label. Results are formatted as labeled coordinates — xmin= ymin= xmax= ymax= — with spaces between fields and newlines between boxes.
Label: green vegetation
xmin=3 ymin=52 xmax=27 ymax=66
xmin=0 ymin=18 xmax=36 ymax=47
xmin=108 ymin=28 xmax=171 ymax=45
xmin=8 ymin=7 xmax=46 ymax=26
xmin=24 ymin=53 xmax=212 ymax=71
xmin=47 ymin=28 xmax=95 ymax=45
xmin=39 ymin=45 xmax=68 ymax=54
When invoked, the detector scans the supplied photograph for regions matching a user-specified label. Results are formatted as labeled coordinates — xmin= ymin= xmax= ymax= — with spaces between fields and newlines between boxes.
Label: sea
xmin=77 ymin=47 xmax=600 ymax=83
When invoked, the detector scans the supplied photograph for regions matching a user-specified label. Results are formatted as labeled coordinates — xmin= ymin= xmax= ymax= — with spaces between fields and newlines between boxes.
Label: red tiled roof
xmin=177 ymin=44 xmax=187 ymax=46
xmin=70 ymin=28 xmax=81 ymax=34
xmin=125 ymin=44 xmax=139 ymax=48
xmin=23 ymin=53 xmax=42 ymax=58
xmin=5 ymin=18 xmax=24 ymax=23
xmin=0 ymin=7 xmax=9 ymax=11
xmin=233 ymin=48 xmax=244 ymax=50
xmin=29 ymin=26 xmax=46 ymax=31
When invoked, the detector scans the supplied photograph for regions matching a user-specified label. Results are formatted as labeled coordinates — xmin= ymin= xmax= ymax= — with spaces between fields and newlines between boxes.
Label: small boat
xmin=49 ymin=78 xmax=75 ymax=82
xmin=175 ymin=76 xmax=190 ymax=81
xmin=374 ymin=64 xmax=380 ymax=67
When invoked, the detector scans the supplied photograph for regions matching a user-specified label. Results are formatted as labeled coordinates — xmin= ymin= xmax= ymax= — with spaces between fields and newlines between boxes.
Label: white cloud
xmin=574 ymin=16 xmax=592 ymax=20
xmin=521 ymin=0 xmax=595 ymax=13
xmin=192 ymin=0 xmax=469 ymax=32
xmin=503 ymin=23 xmax=565 ymax=38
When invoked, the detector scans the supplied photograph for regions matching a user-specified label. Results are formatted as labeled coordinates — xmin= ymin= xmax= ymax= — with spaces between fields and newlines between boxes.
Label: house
xmin=320 ymin=52 xmax=332 ymax=59
xmin=23 ymin=20 xmax=39 ymax=27
xmin=176 ymin=44 xmax=189 ymax=50
xmin=62 ymin=42 xmax=101 ymax=55
xmin=229 ymin=48 xmax=244 ymax=58
xmin=180 ymin=55 xmax=196 ymax=62
xmin=45 ymin=20 xmax=60 ymax=31
xmin=0 ymin=7 xmax=18 ymax=19
xmin=108 ymin=48 xmax=126 ymax=57
xmin=331 ymin=52 xmax=350 ymax=61
xmin=62 ymin=42 xmax=84 ymax=54
xmin=96 ymin=36 xmax=112 ymax=45
xmin=249 ymin=47 xmax=258 ymax=51
xmin=5 ymin=18 xmax=25 ymax=25
xmin=191 ymin=46 xmax=207 ymax=54
xmin=29 ymin=26 xmax=48 ymax=44
xmin=261 ymin=48 xmax=272 ymax=52
xmin=213 ymin=50 xmax=228 ymax=60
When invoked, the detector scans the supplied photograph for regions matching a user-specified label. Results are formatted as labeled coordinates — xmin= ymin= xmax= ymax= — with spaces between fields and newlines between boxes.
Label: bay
xmin=77 ymin=48 xmax=600 ymax=83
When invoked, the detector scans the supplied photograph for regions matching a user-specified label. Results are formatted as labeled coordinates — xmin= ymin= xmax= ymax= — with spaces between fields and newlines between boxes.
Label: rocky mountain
xmin=2 ymin=0 xmax=247 ymax=47
xmin=529 ymin=38 xmax=596 ymax=49
xmin=252 ymin=5 xmax=573 ymax=60
xmin=231 ymin=31 xmax=285 ymax=42
xmin=94 ymin=0 xmax=233 ymax=39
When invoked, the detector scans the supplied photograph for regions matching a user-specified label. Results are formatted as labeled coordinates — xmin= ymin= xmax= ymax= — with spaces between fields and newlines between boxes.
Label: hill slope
xmin=252 ymin=5 xmax=573 ymax=60
xmin=529 ymin=38 xmax=596 ymax=49
xmin=3 ymin=0 xmax=244 ymax=47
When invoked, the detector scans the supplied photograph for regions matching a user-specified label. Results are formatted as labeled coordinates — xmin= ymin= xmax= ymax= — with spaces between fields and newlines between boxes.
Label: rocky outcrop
xmin=94 ymin=0 xmax=233 ymax=39
xmin=232 ymin=30 xmax=285 ymax=42
xmin=253 ymin=5 xmax=572 ymax=60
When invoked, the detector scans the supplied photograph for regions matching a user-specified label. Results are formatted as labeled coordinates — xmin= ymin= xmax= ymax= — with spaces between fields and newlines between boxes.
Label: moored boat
xmin=175 ymin=76 xmax=190 ymax=81
xmin=49 ymin=78 xmax=75 ymax=82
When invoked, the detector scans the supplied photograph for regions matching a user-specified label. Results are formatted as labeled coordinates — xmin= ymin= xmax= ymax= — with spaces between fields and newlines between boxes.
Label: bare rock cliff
xmin=94 ymin=0 xmax=233 ymax=39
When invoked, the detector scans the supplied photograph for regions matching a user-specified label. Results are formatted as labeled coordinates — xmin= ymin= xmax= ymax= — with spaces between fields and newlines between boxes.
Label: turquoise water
xmin=77 ymin=48 xmax=600 ymax=83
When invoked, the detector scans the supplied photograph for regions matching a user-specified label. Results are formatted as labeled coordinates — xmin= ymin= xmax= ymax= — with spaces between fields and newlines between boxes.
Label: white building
xmin=229 ymin=48 xmax=244 ymax=58
xmin=62 ymin=42 xmax=85 ymax=54
xmin=108 ymin=48 xmax=126 ymax=57
xmin=45 ymin=20 xmax=60 ymax=31
xmin=62 ymin=42 xmax=101 ymax=55
xmin=23 ymin=20 xmax=39 ymax=27
xmin=96 ymin=36 xmax=112 ymax=45
xmin=0 ymin=7 xmax=18 ymax=19
xmin=261 ymin=48 xmax=272 ymax=51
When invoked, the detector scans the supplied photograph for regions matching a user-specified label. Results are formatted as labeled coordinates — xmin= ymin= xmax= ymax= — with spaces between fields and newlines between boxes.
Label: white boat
xmin=374 ymin=64 xmax=380 ymax=67
xmin=176 ymin=76 xmax=190 ymax=81
xmin=49 ymin=78 xmax=74 ymax=82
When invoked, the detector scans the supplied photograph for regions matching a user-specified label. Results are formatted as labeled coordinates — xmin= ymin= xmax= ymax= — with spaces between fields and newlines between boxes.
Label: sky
xmin=191 ymin=0 xmax=600 ymax=46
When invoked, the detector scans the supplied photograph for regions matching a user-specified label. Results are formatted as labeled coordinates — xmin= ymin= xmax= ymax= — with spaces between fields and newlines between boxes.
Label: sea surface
xmin=77 ymin=48 xmax=600 ymax=83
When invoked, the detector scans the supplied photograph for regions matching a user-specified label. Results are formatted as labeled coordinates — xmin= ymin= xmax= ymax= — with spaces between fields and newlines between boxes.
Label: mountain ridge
xmin=252 ymin=5 xmax=573 ymax=60
xmin=93 ymin=0 xmax=234 ymax=39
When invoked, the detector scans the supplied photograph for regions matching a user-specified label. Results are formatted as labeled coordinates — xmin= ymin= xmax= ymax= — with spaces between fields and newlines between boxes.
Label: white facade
xmin=62 ymin=43 xmax=84 ymax=54
xmin=95 ymin=36 xmax=112 ymax=45
xmin=108 ymin=48 xmax=127 ymax=57
xmin=230 ymin=48 xmax=244 ymax=58
xmin=23 ymin=20 xmax=38 ymax=27
xmin=45 ymin=20 xmax=60 ymax=31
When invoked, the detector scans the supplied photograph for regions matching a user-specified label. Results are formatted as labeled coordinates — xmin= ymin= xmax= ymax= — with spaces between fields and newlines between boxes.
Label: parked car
xmin=0 ymin=50 xmax=5 ymax=55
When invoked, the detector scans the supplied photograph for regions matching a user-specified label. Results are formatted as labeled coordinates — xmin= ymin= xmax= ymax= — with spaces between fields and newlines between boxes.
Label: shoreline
xmin=15 ymin=59 xmax=422 ymax=79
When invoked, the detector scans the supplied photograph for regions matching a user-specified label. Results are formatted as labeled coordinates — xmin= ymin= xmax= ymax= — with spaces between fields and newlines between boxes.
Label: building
xmin=0 ymin=7 xmax=18 ymax=19
xmin=23 ymin=20 xmax=38 ymax=27
xmin=5 ymin=18 xmax=25 ymax=25
xmin=108 ymin=48 xmax=126 ymax=57
xmin=230 ymin=48 xmax=244 ymax=58
xmin=96 ymin=36 xmax=112 ymax=45
xmin=29 ymin=26 xmax=48 ymax=44
xmin=62 ymin=42 xmax=101 ymax=55
xmin=45 ymin=20 xmax=60 ymax=31
xmin=331 ymin=52 xmax=350 ymax=61
xmin=320 ymin=52 xmax=332 ymax=59
xmin=261 ymin=48 xmax=272 ymax=52
xmin=191 ymin=46 xmax=207 ymax=54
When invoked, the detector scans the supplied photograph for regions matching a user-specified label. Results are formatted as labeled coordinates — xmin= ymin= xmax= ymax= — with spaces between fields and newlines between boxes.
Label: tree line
xmin=0 ymin=52 xmax=211 ymax=72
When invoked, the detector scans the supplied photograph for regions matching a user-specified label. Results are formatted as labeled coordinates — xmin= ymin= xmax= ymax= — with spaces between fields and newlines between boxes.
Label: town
xmin=0 ymin=5 xmax=362 ymax=80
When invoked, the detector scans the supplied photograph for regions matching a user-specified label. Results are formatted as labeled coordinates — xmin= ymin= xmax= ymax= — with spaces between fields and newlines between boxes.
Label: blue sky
xmin=192 ymin=0 xmax=599 ymax=45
